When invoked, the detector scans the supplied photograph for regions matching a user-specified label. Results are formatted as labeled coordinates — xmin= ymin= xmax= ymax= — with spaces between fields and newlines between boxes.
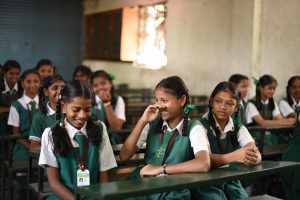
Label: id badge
xmin=77 ymin=169 xmax=90 ymax=186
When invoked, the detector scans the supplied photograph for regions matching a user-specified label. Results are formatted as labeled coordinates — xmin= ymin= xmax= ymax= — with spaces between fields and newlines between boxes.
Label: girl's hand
xmin=140 ymin=164 xmax=162 ymax=177
xmin=243 ymin=143 xmax=260 ymax=165
xmin=98 ymin=91 xmax=111 ymax=103
xmin=232 ymin=148 xmax=247 ymax=163
xmin=140 ymin=105 xmax=162 ymax=123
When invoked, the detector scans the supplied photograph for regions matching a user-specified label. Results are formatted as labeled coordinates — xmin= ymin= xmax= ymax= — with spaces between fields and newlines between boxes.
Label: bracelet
xmin=104 ymin=101 xmax=111 ymax=108
xmin=163 ymin=164 xmax=168 ymax=175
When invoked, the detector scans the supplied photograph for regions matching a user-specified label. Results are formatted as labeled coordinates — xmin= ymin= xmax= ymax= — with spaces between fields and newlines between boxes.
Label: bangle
xmin=163 ymin=164 xmax=168 ymax=175
xmin=104 ymin=101 xmax=111 ymax=108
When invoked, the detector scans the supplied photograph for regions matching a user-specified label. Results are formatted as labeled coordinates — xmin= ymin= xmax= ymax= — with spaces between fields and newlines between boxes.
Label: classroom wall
xmin=84 ymin=0 xmax=300 ymax=100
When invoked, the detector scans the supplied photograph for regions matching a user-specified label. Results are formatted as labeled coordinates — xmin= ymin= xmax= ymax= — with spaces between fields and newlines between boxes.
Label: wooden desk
xmin=247 ymin=125 xmax=294 ymax=153
xmin=75 ymin=161 xmax=300 ymax=200
xmin=0 ymin=134 xmax=28 ymax=200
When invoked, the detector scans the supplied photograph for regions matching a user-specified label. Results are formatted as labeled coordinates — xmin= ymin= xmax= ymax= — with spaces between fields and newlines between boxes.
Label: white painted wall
xmin=84 ymin=0 xmax=300 ymax=100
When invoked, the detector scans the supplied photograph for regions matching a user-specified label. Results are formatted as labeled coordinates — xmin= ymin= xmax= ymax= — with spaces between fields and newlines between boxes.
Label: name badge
xmin=77 ymin=169 xmax=90 ymax=186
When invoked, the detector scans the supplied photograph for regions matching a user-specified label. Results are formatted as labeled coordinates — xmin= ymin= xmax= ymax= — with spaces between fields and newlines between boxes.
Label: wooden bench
xmin=75 ymin=161 xmax=300 ymax=200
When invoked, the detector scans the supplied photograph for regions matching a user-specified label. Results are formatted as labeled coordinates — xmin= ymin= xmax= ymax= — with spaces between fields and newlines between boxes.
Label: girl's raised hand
xmin=140 ymin=105 xmax=162 ymax=123
xmin=98 ymin=91 xmax=111 ymax=103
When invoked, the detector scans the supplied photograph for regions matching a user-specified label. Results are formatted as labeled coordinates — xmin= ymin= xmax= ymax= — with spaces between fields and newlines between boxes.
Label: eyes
xmin=155 ymin=98 xmax=168 ymax=104
xmin=214 ymin=98 xmax=236 ymax=107
xmin=71 ymin=107 xmax=91 ymax=113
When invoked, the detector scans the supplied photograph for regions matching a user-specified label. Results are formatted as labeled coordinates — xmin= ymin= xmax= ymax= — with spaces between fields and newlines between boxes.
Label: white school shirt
xmin=136 ymin=119 xmax=210 ymax=155
xmin=246 ymin=99 xmax=281 ymax=124
xmin=3 ymin=78 xmax=18 ymax=94
xmin=29 ymin=103 xmax=55 ymax=142
xmin=7 ymin=94 xmax=39 ymax=127
xmin=201 ymin=113 xmax=254 ymax=147
xmin=38 ymin=119 xmax=117 ymax=171
xmin=95 ymin=95 xmax=126 ymax=121
xmin=279 ymin=98 xmax=300 ymax=117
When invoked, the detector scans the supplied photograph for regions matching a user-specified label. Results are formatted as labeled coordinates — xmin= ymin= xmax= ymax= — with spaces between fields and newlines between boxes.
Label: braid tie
xmin=252 ymin=77 xmax=260 ymax=86
xmin=182 ymin=104 xmax=197 ymax=136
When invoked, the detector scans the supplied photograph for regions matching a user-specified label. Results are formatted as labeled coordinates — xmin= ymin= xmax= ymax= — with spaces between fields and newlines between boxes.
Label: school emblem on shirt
xmin=155 ymin=146 xmax=166 ymax=158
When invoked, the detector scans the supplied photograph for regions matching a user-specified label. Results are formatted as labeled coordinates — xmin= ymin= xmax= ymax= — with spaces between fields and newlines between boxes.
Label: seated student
xmin=72 ymin=65 xmax=92 ymax=83
xmin=39 ymin=80 xmax=117 ymax=200
xmin=191 ymin=81 xmax=261 ymax=200
xmin=279 ymin=76 xmax=300 ymax=119
xmin=119 ymin=76 xmax=210 ymax=199
xmin=34 ymin=59 xmax=56 ymax=81
xmin=0 ymin=60 xmax=22 ymax=135
xmin=229 ymin=74 xmax=249 ymax=125
xmin=246 ymin=75 xmax=296 ymax=146
xmin=8 ymin=69 xmax=40 ymax=160
xmin=281 ymin=116 xmax=300 ymax=200
xmin=91 ymin=70 xmax=126 ymax=144
xmin=29 ymin=74 xmax=65 ymax=150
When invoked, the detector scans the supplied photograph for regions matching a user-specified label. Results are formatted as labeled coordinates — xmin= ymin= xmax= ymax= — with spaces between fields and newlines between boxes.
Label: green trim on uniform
xmin=247 ymin=98 xmax=281 ymax=146
xmin=191 ymin=112 xmax=248 ymax=200
xmin=91 ymin=95 xmax=120 ymax=144
xmin=12 ymin=100 xmax=34 ymax=160
xmin=126 ymin=116 xmax=200 ymax=200
xmin=47 ymin=124 xmax=103 ymax=200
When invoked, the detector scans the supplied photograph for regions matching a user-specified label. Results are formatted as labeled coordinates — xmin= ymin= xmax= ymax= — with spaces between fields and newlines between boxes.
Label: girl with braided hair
xmin=120 ymin=76 xmax=210 ymax=200
xmin=192 ymin=81 xmax=261 ymax=200
xmin=39 ymin=80 xmax=116 ymax=200
xmin=246 ymin=75 xmax=296 ymax=146
xmin=279 ymin=76 xmax=300 ymax=119
xmin=29 ymin=74 xmax=65 ymax=150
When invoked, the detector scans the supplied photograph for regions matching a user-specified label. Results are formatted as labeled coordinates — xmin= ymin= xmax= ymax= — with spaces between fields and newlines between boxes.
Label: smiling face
xmin=289 ymin=79 xmax=300 ymax=103
xmin=4 ymin=67 xmax=20 ymax=88
xmin=154 ymin=88 xmax=186 ymax=125
xmin=62 ymin=97 xmax=92 ymax=129
xmin=22 ymin=73 xmax=40 ymax=98
xmin=210 ymin=91 xmax=238 ymax=124
xmin=260 ymin=81 xmax=277 ymax=101
xmin=44 ymin=80 xmax=65 ymax=107
xmin=92 ymin=77 xmax=112 ymax=97
xmin=237 ymin=79 xmax=249 ymax=99
xmin=38 ymin=65 xmax=54 ymax=79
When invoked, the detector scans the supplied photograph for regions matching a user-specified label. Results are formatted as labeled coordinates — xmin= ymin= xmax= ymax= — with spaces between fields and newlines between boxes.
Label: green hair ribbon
xmin=252 ymin=77 xmax=260 ymax=86
xmin=184 ymin=104 xmax=197 ymax=115
xmin=109 ymin=74 xmax=115 ymax=81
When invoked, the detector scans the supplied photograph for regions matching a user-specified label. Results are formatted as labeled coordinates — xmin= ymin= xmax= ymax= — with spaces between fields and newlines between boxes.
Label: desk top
xmin=247 ymin=125 xmax=295 ymax=132
xmin=75 ymin=161 xmax=300 ymax=200
xmin=0 ymin=134 xmax=28 ymax=140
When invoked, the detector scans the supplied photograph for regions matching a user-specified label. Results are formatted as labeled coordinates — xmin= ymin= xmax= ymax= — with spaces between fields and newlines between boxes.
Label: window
xmin=133 ymin=3 xmax=167 ymax=69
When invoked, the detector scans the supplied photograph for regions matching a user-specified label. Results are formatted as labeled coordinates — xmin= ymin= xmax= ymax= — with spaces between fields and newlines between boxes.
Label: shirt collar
xmin=46 ymin=103 xmax=56 ymax=116
xmin=95 ymin=95 xmax=102 ymax=104
xmin=64 ymin=118 xmax=88 ymax=139
xmin=3 ymin=78 xmax=18 ymax=94
xmin=162 ymin=119 xmax=184 ymax=135
xmin=261 ymin=99 xmax=269 ymax=105
xmin=291 ymin=97 xmax=300 ymax=107
xmin=23 ymin=94 xmax=39 ymax=105
xmin=212 ymin=114 xmax=234 ymax=134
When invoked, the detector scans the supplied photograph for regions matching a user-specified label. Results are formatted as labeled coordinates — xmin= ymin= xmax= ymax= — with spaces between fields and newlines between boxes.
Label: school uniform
xmin=232 ymin=100 xmax=247 ymax=125
xmin=281 ymin=117 xmax=300 ymax=200
xmin=39 ymin=119 xmax=117 ymax=200
xmin=279 ymin=97 xmax=300 ymax=118
xmin=7 ymin=94 xmax=39 ymax=160
xmin=127 ymin=116 xmax=209 ymax=200
xmin=0 ymin=79 xmax=20 ymax=135
xmin=246 ymin=98 xmax=282 ymax=146
xmin=191 ymin=112 xmax=254 ymax=200
xmin=92 ymin=95 xmax=126 ymax=144
xmin=29 ymin=103 xmax=59 ymax=142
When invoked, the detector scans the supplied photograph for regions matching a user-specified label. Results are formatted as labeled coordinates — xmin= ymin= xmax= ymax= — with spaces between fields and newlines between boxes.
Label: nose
xmin=78 ymin=110 xmax=87 ymax=119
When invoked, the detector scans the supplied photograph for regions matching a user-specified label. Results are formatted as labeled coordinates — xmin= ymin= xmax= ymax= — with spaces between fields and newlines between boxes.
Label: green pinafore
xmin=281 ymin=120 xmax=300 ymax=200
xmin=191 ymin=112 xmax=248 ymax=200
xmin=0 ymin=90 xmax=20 ymax=135
xmin=232 ymin=100 xmax=247 ymax=126
xmin=126 ymin=117 xmax=200 ymax=200
xmin=248 ymin=99 xmax=282 ymax=146
xmin=12 ymin=100 xmax=37 ymax=160
xmin=47 ymin=124 xmax=103 ymax=200
xmin=92 ymin=95 xmax=120 ymax=144
xmin=29 ymin=110 xmax=63 ymax=140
